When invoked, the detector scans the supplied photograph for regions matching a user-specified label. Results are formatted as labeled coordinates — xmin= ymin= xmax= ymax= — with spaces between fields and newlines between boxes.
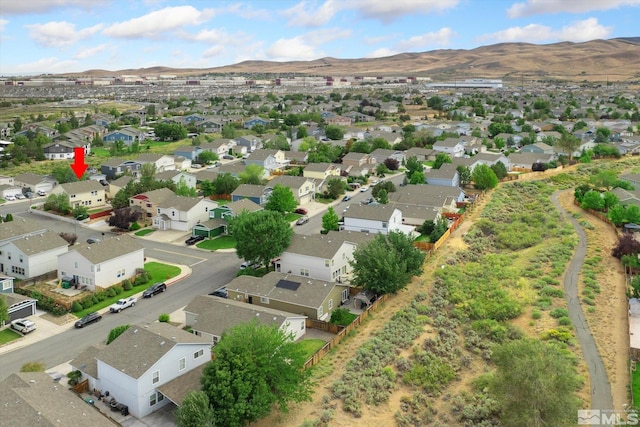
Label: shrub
xmin=531 ymin=309 xmax=542 ymax=320
xmin=113 ymin=285 xmax=123 ymax=295
xmin=71 ymin=301 xmax=83 ymax=312
xmin=159 ymin=313 xmax=170 ymax=322
xmin=130 ymin=221 xmax=141 ymax=231
xmin=20 ymin=362 xmax=46 ymax=372
xmin=91 ymin=296 xmax=99 ymax=305
xmin=549 ymin=308 xmax=569 ymax=319
xmin=330 ymin=308 xmax=355 ymax=326
xmin=122 ymin=280 xmax=133 ymax=291
xmin=107 ymin=325 xmax=130 ymax=344
xmin=106 ymin=287 xmax=116 ymax=298
xmin=558 ymin=316 xmax=572 ymax=326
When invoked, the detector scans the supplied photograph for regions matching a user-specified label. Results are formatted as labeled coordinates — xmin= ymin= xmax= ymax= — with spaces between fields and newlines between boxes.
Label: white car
xmin=5 ymin=194 xmax=16 ymax=201
xmin=37 ymin=190 xmax=46 ymax=196
xmin=11 ymin=318 xmax=36 ymax=334
xmin=360 ymin=186 xmax=369 ymax=192
xmin=109 ymin=297 xmax=137 ymax=313
xmin=15 ymin=193 xmax=26 ymax=199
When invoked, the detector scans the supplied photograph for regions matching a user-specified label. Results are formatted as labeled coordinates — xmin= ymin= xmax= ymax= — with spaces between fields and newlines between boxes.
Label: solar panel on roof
xmin=276 ymin=279 xmax=301 ymax=291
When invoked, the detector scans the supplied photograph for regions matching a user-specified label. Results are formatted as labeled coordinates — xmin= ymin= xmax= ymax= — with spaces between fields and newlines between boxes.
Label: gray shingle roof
xmin=232 ymin=184 xmax=267 ymax=198
xmin=59 ymin=179 xmax=104 ymax=195
xmin=222 ymin=198 xmax=263 ymax=214
xmin=247 ymin=149 xmax=280 ymax=161
xmin=70 ymin=344 xmax=106 ymax=379
xmin=10 ymin=230 xmax=68 ymax=255
xmin=70 ymin=235 xmax=143 ymax=264
xmin=97 ymin=322 xmax=209 ymax=379
xmin=226 ymin=272 xmax=344 ymax=309
xmin=14 ymin=172 xmax=52 ymax=186
xmin=135 ymin=187 xmax=175 ymax=204
xmin=157 ymin=194 xmax=207 ymax=211
xmin=0 ymin=217 xmax=47 ymax=242
xmin=268 ymin=175 xmax=313 ymax=190
xmin=284 ymin=232 xmax=372 ymax=259
xmin=343 ymin=204 xmax=400 ymax=221
xmin=101 ymin=157 xmax=139 ymax=168
xmin=426 ymin=163 xmax=457 ymax=179
xmin=0 ymin=372 xmax=117 ymax=427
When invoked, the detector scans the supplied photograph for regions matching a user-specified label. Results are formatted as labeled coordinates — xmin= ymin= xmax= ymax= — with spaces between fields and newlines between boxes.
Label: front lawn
xmin=284 ymin=213 xmax=300 ymax=222
xmin=296 ymin=339 xmax=328 ymax=360
xmin=135 ymin=228 xmax=155 ymax=236
xmin=414 ymin=234 xmax=430 ymax=242
xmin=146 ymin=262 xmax=181 ymax=284
xmin=197 ymin=236 xmax=236 ymax=250
xmin=0 ymin=328 xmax=22 ymax=345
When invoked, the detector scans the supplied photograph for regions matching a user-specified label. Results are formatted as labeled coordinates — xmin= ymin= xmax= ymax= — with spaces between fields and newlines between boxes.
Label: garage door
xmin=9 ymin=302 xmax=36 ymax=321
xmin=193 ymin=228 xmax=209 ymax=237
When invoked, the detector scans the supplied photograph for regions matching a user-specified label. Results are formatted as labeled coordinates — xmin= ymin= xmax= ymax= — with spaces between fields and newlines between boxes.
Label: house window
xmin=318 ymin=305 xmax=323 ymax=318
xmin=172 ymin=211 xmax=175 ymax=217
xmin=300 ymin=268 xmax=310 ymax=277
xmin=96 ymin=264 xmax=101 ymax=272
xmin=90 ymin=266 xmax=94 ymax=273
xmin=7 ymin=252 xmax=11 ymax=260
xmin=70 ymin=194 xmax=76 ymax=198
xmin=157 ymin=208 xmax=160 ymax=214
xmin=213 ymin=336 xmax=219 ymax=345
xmin=382 ymin=222 xmax=388 ymax=229
xmin=324 ymin=260 xmax=330 ymax=267
xmin=301 ymin=321 xmax=305 ymax=330
xmin=2 ymin=281 xmax=10 ymax=291
xmin=152 ymin=371 xmax=159 ymax=384
xmin=116 ymin=268 xmax=125 ymax=278
xmin=74 ymin=262 xmax=78 ymax=269
xmin=19 ymin=255 xmax=23 ymax=263
xmin=146 ymin=203 xmax=152 ymax=208
xmin=342 ymin=289 xmax=348 ymax=302
xmin=179 ymin=357 xmax=186 ymax=371
xmin=11 ymin=266 xmax=25 ymax=275
xmin=260 ymin=297 xmax=269 ymax=304
xmin=194 ymin=349 xmax=204 ymax=359
xmin=328 ymin=299 xmax=333 ymax=310
xmin=149 ymin=391 xmax=164 ymax=406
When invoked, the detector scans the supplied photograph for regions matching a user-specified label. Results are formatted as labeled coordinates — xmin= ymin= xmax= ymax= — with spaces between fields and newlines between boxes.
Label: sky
xmin=0 ymin=0 xmax=639 ymax=76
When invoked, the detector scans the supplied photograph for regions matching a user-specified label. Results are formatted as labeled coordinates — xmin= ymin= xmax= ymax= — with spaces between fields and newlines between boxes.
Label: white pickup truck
xmin=109 ymin=297 xmax=137 ymax=313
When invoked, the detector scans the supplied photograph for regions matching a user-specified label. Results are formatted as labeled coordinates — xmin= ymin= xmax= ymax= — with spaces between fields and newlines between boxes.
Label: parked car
xmin=74 ymin=312 xmax=102 ymax=328
xmin=240 ymin=261 xmax=255 ymax=269
xmin=11 ymin=318 xmax=36 ymax=334
xmin=222 ymin=154 xmax=235 ymax=160
xmin=37 ymin=190 xmax=47 ymax=196
xmin=109 ymin=297 xmax=137 ymax=313
xmin=296 ymin=215 xmax=309 ymax=225
xmin=362 ymin=197 xmax=374 ymax=205
xmin=185 ymin=235 xmax=205 ymax=245
xmin=360 ymin=186 xmax=369 ymax=192
xmin=294 ymin=208 xmax=308 ymax=215
xmin=142 ymin=282 xmax=167 ymax=298
xmin=209 ymin=287 xmax=228 ymax=298
xmin=371 ymin=179 xmax=380 ymax=185
xmin=15 ymin=193 xmax=25 ymax=199
xmin=342 ymin=195 xmax=351 ymax=202
xmin=4 ymin=194 xmax=15 ymax=201
xmin=86 ymin=237 xmax=100 ymax=244
xmin=24 ymin=192 xmax=34 ymax=198
xmin=191 ymin=163 xmax=202 ymax=169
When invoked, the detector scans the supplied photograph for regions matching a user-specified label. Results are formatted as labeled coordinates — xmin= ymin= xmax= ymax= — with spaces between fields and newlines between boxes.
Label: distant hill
xmin=62 ymin=38 xmax=640 ymax=82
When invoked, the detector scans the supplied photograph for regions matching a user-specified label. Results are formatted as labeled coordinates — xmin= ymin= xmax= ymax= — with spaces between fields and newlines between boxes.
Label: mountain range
xmin=66 ymin=38 xmax=640 ymax=83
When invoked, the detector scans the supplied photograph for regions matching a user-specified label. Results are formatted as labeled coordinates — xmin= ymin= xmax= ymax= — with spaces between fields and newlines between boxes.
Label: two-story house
xmin=70 ymin=322 xmax=210 ymax=418
xmin=184 ymin=295 xmax=307 ymax=345
xmin=173 ymin=146 xmax=202 ymax=162
xmin=245 ymin=149 xmax=288 ymax=172
xmin=342 ymin=204 xmax=405 ymax=235
xmin=275 ymin=231 xmax=373 ymax=283
xmin=231 ymin=184 xmax=271 ymax=205
xmin=43 ymin=141 xmax=75 ymax=160
xmin=129 ymin=188 xmax=176 ymax=223
xmin=388 ymin=184 xmax=465 ymax=212
xmin=153 ymin=195 xmax=218 ymax=231
xmin=57 ymin=235 xmax=144 ymax=291
xmin=154 ymin=170 xmax=197 ymax=189
xmin=267 ymin=175 xmax=316 ymax=205
xmin=136 ymin=153 xmax=176 ymax=173
xmin=226 ymin=272 xmax=350 ymax=321
xmin=0 ymin=230 xmax=68 ymax=280
xmin=51 ymin=180 xmax=106 ymax=208
xmin=243 ymin=117 xmax=270 ymax=130
xmin=199 ymin=139 xmax=235 ymax=157
xmin=101 ymin=158 xmax=143 ymax=180
xmin=302 ymin=163 xmax=342 ymax=181
xmin=102 ymin=127 xmax=145 ymax=146
xmin=234 ymin=135 xmax=261 ymax=153
xmin=425 ymin=163 xmax=460 ymax=187
xmin=432 ymin=138 xmax=465 ymax=158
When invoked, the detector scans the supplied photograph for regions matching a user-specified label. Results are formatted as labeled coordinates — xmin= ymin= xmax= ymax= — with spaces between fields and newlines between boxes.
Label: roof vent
xmin=160 ymin=341 xmax=165 ymax=346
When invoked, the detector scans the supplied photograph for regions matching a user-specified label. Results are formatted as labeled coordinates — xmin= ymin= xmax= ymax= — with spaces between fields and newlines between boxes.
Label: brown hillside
xmin=63 ymin=38 xmax=640 ymax=82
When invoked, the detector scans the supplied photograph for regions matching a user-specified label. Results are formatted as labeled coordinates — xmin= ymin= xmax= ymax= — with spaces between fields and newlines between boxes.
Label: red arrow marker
xmin=70 ymin=147 xmax=88 ymax=179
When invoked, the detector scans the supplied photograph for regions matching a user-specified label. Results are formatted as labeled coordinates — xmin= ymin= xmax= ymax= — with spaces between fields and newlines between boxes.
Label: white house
xmin=342 ymin=204 xmax=406 ymax=235
xmin=154 ymin=170 xmax=197 ymax=189
xmin=1 ymin=231 xmax=69 ymax=279
xmin=275 ymin=232 xmax=373 ymax=283
xmin=136 ymin=153 xmax=176 ymax=172
xmin=70 ymin=322 xmax=210 ymax=418
xmin=184 ymin=295 xmax=307 ymax=345
xmin=432 ymin=138 xmax=465 ymax=158
xmin=57 ymin=235 xmax=144 ymax=291
xmin=153 ymin=195 xmax=218 ymax=231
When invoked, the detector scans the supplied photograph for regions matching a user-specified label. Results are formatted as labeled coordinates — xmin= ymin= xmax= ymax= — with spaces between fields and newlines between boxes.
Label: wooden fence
xmin=73 ymin=379 xmax=89 ymax=394
xmin=88 ymin=209 xmax=112 ymax=220
xmin=303 ymin=294 xmax=390 ymax=369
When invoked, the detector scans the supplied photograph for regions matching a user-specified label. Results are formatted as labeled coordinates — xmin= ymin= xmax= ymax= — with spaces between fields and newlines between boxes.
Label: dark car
xmin=362 ymin=197 xmax=374 ymax=205
xmin=185 ymin=235 xmax=205 ymax=245
xmin=222 ymin=154 xmax=235 ymax=160
xmin=209 ymin=287 xmax=228 ymax=298
xmin=87 ymin=237 xmax=100 ymax=244
xmin=294 ymin=208 xmax=308 ymax=215
xmin=143 ymin=282 xmax=167 ymax=298
xmin=74 ymin=312 xmax=102 ymax=328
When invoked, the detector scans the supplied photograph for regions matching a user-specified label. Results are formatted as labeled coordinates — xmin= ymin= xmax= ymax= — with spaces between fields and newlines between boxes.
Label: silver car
xmin=11 ymin=318 xmax=36 ymax=334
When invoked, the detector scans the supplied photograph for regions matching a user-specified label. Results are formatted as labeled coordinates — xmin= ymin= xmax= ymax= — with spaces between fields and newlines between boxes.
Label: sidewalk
xmin=0 ymin=258 xmax=191 ymax=357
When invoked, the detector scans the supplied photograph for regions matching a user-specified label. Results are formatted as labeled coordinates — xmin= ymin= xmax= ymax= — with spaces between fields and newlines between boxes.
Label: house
xmin=432 ymin=138 xmax=465 ymax=158
xmin=243 ymin=116 xmax=270 ymax=129
xmin=136 ymin=153 xmax=176 ymax=172
xmin=508 ymin=152 xmax=554 ymax=170
xmin=392 ymin=203 xmax=441 ymax=228
xmin=13 ymin=173 xmax=57 ymax=194
xmin=325 ymin=115 xmax=352 ymax=126
xmin=267 ymin=175 xmax=316 ymax=205
xmin=520 ymin=142 xmax=556 ymax=155
xmin=0 ymin=185 xmax=23 ymax=200
xmin=107 ymin=175 xmax=134 ymax=199
xmin=174 ymin=155 xmax=192 ymax=170
xmin=302 ymin=162 xmax=342 ymax=180
xmin=231 ymin=184 xmax=271 ymax=205
xmin=425 ymin=163 xmax=460 ymax=187
xmin=200 ymin=138 xmax=235 ymax=157
xmin=101 ymin=158 xmax=143 ymax=180
xmin=173 ymin=146 xmax=202 ymax=162
xmin=245 ymin=149 xmax=288 ymax=172
xmin=341 ymin=152 xmax=373 ymax=168
xmin=154 ymin=170 xmax=197 ymax=189
xmin=343 ymin=204 xmax=409 ymax=235
xmin=153 ymin=195 xmax=218 ymax=231
xmin=184 ymin=295 xmax=307 ymax=345
xmin=43 ymin=141 xmax=75 ymax=160
xmin=285 ymin=150 xmax=309 ymax=164
xmin=102 ymin=127 xmax=145 ymax=145
xmin=92 ymin=113 xmax=114 ymax=127
xmin=0 ymin=372 xmax=117 ymax=427
xmin=51 ymin=180 xmax=106 ymax=208
xmin=193 ymin=199 xmax=263 ymax=238
xmin=611 ymin=187 xmax=640 ymax=207
xmin=369 ymin=148 xmax=406 ymax=165
xmin=226 ymin=272 xmax=351 ymax=321
xmin=234 ymin=135 xmax=261 ymax=153
xmin=57 ymin=235 xmax=144 ymax=291
xmin=275 ymin=231 xmax=373 ymax=283
xmin=70 ymin=322 xmax=210 ymax=418
xmin=388 ymin=185 xmax=465 ymax=212
xmin=196 ymin=118 xmax=224 ymax=133
xmin=0 ymin=274 xmax=37 ymax=321
xmin=406 ymin=147 xmax=437 ymax=162
xmin=129 ymin=188 xmax=176 ymax=222
xmin=0 ymin=230 xmax=68 ymax=279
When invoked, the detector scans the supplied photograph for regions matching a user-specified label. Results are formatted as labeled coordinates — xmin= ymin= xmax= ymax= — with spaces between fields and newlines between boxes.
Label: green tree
xmin=429 ymin=217 xmax=449 ymax=242
xmin=222 ymin=124 xmax=237 ymax=139
xmin=433 ymin=153 xmax=452 ymax=170
xmin=175 ymin=179 xmax=198 ymax=197
xmin=200 ymin=321 xmax=312 ymax=427
xmin=555 ymin=133 xmax=581 ymax=159
xmin=265 ymin=185 xmax=297 ymax=213
xmin=489 ymin=339 xmax=581 ymax=427
xmin=228 ymin=210 xmax=293 ymax=271
xmin=4 ymin=213 xmax=13 ymax=222
xmin=590 ymin=170 xmax=618 ymax=191
xmin=44 ymin=193 xmax=71 ymax=215
xmin=326 ymin=178 xmax=346 ymax=199
xmin=377 ymin=189 xmax=389 ymax=204
xmin=322 ymin=206 xmax=340 ymax=232
xmin=608 ymin=204 xmax=627 ymax=225
xmin=0 ymin=295 xmax=8 ymax=325
xmin=350 ymin=231 xmax=425 ymax=295
xmin=198 ymin=151 xmax=218 ymax=165
xmin=490 ymin=161 xmax=508 ymax=180
xmin=472 ymin=164 xmax=499 ymax=190
xmin=457 ymin=165 xmax=472 ymax=185
xmin=324 ymin=125 xmax=344 ymax=140
xmin=371 ymin=181 xmax=396 ymax=199
xmin=155 ymin=122 xmax=187 ymax=141
xmin=602 ymin=192 xmax=619 ymax=210
xmin=410 ymin=170 xmax=425 ymax=185
xmin=176 ymin=391 xmax=216 ymax=427
xmin=72 ymin=206 xmax=89 ymax=220
xmin=238 ymin=164 xmax=265 ymax=185
xmin=213 ymin=173 xmax=240 ymax=195
xmin=51 ymin=163 xmax=79 ymax=184
xmin=595 ymin=127 xmax=611 ymax=143
xmin=581 ymin=190 xmax=605 ymax=211
xmin=13 ymin=117 xmax=22 ymax=132
xmin=405 ymin=156 xmax=423 ymax=179
xmin=107 ymin=325 xmax=131 ymax=345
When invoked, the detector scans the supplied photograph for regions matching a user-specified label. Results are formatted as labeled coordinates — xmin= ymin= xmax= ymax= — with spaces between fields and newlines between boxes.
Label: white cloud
xmin=266 ymin=37 xmax=323 ymax=61
xmin=202 ymin=46 xmax=225 ymax=59
xmin=1 ymin=0 xmax=105 ymax=15
xmin=27 ymin=21 xmax=103 ymax=47
xmin=9 ymin=57 xmax=79 ymax=74
xmin=74 ymin=43 xmax=110 ymax=59
xmin=102 ymin=6 xmax=214 ymax=39
xmin=284 ymin=0 xmax=459 ymax=27
xmin=395 ymin=27 xmax=455 ymax=50
xmin=507 ymin=0 xmax=640 ymax=18
xmin=219 ymin=3 xmax=272 ymax=20
xmin=477 ymin=18 xmax=613 ymax=43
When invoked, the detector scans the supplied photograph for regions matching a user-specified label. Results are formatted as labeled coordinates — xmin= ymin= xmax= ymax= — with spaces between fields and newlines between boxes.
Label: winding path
xmin=552 ymin=190 xmax=613 ymax=413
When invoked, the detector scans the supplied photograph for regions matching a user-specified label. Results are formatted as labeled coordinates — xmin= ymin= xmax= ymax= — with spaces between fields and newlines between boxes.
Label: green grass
xmin=414 ymin=234 xmax=429 ymax=242
xmin=135 ymin=228 xmax=155 ymax=236
xmin=0 ymin=328 xmax=22 ymax=345
xmin=633 ymin=367 xmax=640 ymax=410
xmin=197 ymin=236 xmax=236 ymax=250
xmin=284 ymin=213 xmax=300 ymax=222
xmin=73 ymin=262 xmax=181 ymax=318
xmin=296 ymin=339 xmax=328 ymax=360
